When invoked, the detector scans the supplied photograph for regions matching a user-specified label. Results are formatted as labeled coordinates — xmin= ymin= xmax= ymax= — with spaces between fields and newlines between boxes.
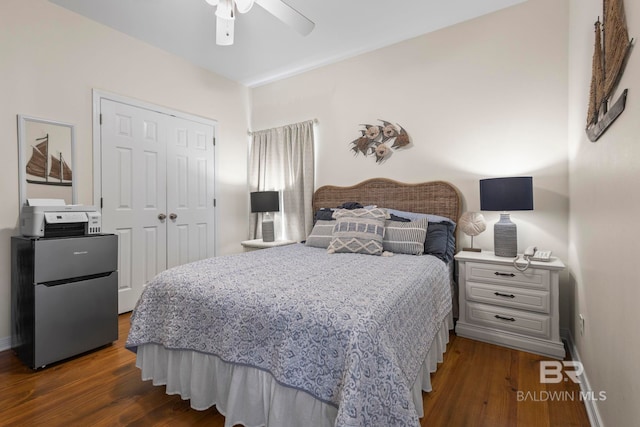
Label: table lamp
xmin=479 ymin=177 xmax=533 ymax=257
xmin=250 ymin=191 xmax=280 ymax=242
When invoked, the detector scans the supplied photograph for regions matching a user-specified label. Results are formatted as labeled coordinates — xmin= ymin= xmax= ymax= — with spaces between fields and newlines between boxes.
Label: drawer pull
xmin=494 ymin=292 xmax=516 ymax=299
xmin=494 ymin=272 xmax=516 ymax=277
xmin=495 ymin=315 xmax=516 ymax=322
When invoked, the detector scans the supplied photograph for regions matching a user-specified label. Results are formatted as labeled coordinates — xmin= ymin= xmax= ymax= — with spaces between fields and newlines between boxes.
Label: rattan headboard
xmin=312 ymin=178 xmax=461 ymax=224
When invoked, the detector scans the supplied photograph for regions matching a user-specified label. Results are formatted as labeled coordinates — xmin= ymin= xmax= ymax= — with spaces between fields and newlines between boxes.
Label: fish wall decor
xmin=349 ymin=120 xmax=411 ymax=163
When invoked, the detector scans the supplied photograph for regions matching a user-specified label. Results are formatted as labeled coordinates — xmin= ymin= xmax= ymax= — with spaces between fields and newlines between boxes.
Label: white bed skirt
xmin=135 ymin=312 xmax=453 ymax=427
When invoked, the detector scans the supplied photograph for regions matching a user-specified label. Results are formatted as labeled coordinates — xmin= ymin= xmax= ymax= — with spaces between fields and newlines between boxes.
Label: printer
xmin=20 ymin=199 xmax=102 ymax=238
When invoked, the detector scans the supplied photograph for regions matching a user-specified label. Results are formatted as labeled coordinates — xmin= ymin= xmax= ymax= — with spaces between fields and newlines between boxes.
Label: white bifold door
xmin=98 ymin=98 xmax=215 ymax=313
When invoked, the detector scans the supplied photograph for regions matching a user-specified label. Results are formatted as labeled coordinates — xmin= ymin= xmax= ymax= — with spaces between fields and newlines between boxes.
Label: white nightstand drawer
xmin=466 ymin=302 xmax=551 ymax=339
xmin=466 ymin=262 xmax=550 ymax=290
xmin=466 ymin=282 xmax=550 ymax=313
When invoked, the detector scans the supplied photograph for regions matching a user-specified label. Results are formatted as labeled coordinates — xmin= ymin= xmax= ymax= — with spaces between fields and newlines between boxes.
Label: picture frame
xmin=17 ymin=115 xmax=77 ymax=208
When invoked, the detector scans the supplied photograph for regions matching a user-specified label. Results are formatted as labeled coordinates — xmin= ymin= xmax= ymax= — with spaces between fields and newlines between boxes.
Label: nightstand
xmin=241 ymin=239 xmax=296 ymax=251
xmin=455 ymin=251 xmax=565 ymax=359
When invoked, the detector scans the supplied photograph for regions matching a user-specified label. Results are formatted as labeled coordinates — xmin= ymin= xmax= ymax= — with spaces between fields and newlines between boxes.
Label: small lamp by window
xmin=480 ymin=177 xmax=533 ymax=257
xmin=250 ymin=191 xmax=280 ymax=242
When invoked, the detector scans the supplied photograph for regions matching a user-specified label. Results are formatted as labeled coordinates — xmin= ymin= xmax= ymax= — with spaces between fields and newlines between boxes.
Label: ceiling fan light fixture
xmin=216 ymin=16 xmax=234 ymax=46
xmin=215 ymin=0 xmax=235 ymax=20
xmin=207 ymin=0 xmax=313 ymax=46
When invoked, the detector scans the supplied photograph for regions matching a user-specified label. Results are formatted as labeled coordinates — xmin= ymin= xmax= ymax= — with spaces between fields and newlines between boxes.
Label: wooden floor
xmin=0 ymin=313 xmax=591 ymax=427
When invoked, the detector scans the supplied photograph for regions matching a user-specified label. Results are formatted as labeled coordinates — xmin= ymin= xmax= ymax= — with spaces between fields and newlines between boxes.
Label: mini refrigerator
xmin=11 ymin=234 xmax=118 ymax=369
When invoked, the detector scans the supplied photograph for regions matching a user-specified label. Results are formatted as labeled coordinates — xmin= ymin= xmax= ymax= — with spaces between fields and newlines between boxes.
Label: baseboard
xmin=560 ymin=328 xmax=603 ymax=427
xmin=0 ymin=335 xmax=11 ymax=353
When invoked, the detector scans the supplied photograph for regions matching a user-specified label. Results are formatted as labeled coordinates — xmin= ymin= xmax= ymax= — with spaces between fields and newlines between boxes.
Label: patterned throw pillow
xmin=383 ymin=217 xmax=428 ymax=255
xmin=327 ymin=216 xmax=385 ymax=255
xmin=332 ymin=207 xmax=389 ymax=220
xmin=305 ymin=220 xmax=335 ymax=249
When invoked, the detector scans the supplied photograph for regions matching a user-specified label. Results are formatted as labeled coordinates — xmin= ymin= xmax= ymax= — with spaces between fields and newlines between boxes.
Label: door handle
xmin=169 ymin=213 xmax=177 ymax=220
xmin=158 ymin=213 xmax=166 ymax=221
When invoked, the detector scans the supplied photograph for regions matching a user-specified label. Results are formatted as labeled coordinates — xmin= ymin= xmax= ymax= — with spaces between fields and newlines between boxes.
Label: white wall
xmin=252 ymin=0 xmax=571 ymax=323
xmin=568 ymin=0 xmax=640 ymax=425
xmin=3 ymin=0 xmax=636 ymax=424
xmin=0 ymin=0 xmax=250 ymax=343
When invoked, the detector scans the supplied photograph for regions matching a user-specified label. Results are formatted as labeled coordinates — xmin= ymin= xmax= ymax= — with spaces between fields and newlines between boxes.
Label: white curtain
xmin=249 ymin=120 xmax=315 ymax=242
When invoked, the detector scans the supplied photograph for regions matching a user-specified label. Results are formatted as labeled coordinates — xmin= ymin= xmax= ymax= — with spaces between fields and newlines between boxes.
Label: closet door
xmin=100 ymin=98 xmax=216 ymax=313
xmin=166 ymin=116 xmax=216 ymax=269
xmin=101 ymin=99 xmax=168 ymax=313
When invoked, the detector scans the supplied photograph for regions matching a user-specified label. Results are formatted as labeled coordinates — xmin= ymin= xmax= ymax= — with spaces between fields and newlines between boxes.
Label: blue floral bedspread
xmin=126 ymin=243 xmax=451 ymax=426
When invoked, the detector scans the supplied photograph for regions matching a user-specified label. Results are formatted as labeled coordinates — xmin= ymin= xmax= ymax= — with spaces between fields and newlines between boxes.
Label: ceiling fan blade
xmin=255 ymin=0 xmax=315 ymax=36
xmin=235 ymin=0 xmax=255 ymax=14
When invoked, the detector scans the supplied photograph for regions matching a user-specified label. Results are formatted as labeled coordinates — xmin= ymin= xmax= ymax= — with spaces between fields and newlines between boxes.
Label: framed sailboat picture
xmin=585 ymin=0 xmax=634 ymax=142
xmin=17 ymin=115 xmax=77 ymax=207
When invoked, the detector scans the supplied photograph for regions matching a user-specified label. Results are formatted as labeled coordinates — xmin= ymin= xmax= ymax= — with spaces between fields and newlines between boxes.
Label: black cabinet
xmin=11 ymin=234 xmax=118 ymax=369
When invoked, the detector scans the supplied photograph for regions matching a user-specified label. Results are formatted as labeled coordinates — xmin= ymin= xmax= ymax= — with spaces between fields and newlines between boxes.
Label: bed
xmin=126 ymin=178 xmax=461 ymax=427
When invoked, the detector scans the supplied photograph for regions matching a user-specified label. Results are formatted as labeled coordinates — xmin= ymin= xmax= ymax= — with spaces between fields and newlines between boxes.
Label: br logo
xmin=539 ymin=361 xmax=583 ymax=383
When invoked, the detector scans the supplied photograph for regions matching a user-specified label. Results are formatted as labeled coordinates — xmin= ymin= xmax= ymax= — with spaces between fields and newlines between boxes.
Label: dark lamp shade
xmin=250 ymin=191 xmax=280 ymax=213
xmin=480 ymin=177 xmax=533 ymax=211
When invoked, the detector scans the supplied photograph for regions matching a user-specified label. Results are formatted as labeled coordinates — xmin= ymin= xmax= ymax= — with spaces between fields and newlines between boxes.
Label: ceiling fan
xmin=205 ymin=0 xmax=315 ymax=46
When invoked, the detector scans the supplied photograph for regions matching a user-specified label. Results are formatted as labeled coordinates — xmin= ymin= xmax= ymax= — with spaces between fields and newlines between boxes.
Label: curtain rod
xmin=247 ymin=118 xmax=318 ymax=136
